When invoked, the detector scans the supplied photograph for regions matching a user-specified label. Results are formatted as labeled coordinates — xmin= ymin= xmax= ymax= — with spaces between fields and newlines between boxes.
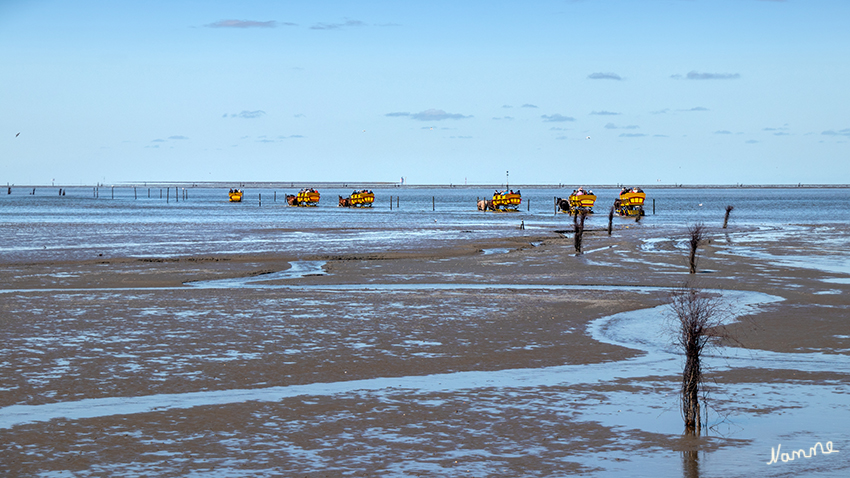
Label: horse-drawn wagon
xmin=614 ymin=187 xmax=646 ymax=217
xmin=339 ymin=190 xmax=375 ymax=207
xmin=556 ymin=187 xmax=596 ymax=215
xmin=287 ymin=188 xmax=321 ymax=207
xmin=479 ymin=190 xmax=521 ymax=211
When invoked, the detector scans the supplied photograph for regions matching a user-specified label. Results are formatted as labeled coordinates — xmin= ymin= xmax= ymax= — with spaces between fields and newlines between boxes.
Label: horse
xmin=339 ymin=196 xmax=352 ymax=207
xmin=556 ymin=198 xmax=570 ymax=212
xmin=285 ymin=194 xmax=297 ymax=206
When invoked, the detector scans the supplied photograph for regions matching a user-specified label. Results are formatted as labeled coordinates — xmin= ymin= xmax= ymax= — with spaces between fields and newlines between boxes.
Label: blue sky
xmin=2 ymin=0 xmax=848 ymax=185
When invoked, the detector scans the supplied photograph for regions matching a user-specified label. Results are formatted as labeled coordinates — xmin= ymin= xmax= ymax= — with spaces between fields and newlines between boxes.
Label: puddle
xmin=822 ymin=278 xmax=850 ymax=285
xmin=481 ymin=248 xmax=511 ymax=255
xmin=185 ymin=261 xmax=327 ymax=288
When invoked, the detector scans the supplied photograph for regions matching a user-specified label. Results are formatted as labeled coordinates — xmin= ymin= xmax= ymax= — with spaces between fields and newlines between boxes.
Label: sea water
xmin=2 ymin=186 xmax=848 ymax=263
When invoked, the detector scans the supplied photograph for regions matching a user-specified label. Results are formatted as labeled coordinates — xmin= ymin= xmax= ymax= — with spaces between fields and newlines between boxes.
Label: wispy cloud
xmin=252 ymin=134 xmax=305 ymax=143
xmin=311 ymin=20 xmax=367 ymax=30
xmin=502 ymin=105 xmax=513 ymax=109
xmin=521 ymin=104 xmax=538 ymax=108
xmin=223 ymin=110 xmax=267 ymax=119
xmin=588 ymin=72 xmax=623 ymax=80
xmin=671 ymin=71 xmax=741 ymax=80
xmin=745 ymin=139 xmax=759 ymax=144
xmin=206 ymin=20 xmax=287 ymax=28
xmin=714 ymin=130 xmax=733 ymax=135
xmin=688 ymin=106 xmax=709 ymax=111
xmin=619 ymin=133 xmax=646 ymax=138
xmin=604 ymin=123 xmax=639 ymax=130
xmin=590 ymin=110 xmax=620 ymax=115
xmin=412 ymin=109 xmax=471 ymax=121
xmin=822 ymin=128 xmax=850 ymax=136
xmin=387 ymin=109 xmax=472 ymax=121
xmin=168 ymin=135 xmax=189 ymax=140
xmin=492 ymin=116 xmax=514 ymax=121
xmin=541 ymin=114 xmax=575 ymax=122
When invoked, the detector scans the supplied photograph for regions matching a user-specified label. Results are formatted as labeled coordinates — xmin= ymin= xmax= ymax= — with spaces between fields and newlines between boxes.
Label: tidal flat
xmin=1 ymin=188 xmax=848 ymax=477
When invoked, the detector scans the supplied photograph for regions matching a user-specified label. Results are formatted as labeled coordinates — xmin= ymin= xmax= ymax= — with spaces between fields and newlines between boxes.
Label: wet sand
xmin=1 ymin=222 xmax=848 ymax=476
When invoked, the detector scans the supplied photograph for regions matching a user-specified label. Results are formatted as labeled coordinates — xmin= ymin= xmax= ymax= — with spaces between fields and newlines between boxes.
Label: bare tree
xmin=573 ymin=211 xmax=587 ymax=255
xmin=687 ymin=223 xmax=706 ymax=274
xmin=722 ymin=205 xmax=734 ymax=229
xmin=669 ymin=284 xmax=728 ymax=435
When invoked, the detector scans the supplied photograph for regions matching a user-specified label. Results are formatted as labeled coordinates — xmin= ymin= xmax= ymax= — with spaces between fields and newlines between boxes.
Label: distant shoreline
xmin=3 ymin=181 xmax=849 ymax=190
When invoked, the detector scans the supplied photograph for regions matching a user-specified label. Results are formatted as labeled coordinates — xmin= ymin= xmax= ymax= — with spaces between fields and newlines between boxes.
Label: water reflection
xmin=682 ymin=448 xmax=700 ymax=478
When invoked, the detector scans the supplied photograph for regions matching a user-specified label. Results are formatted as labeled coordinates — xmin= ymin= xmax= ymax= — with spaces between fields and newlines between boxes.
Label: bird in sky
xmin=16 ymin=132 xmax=20 ymax=137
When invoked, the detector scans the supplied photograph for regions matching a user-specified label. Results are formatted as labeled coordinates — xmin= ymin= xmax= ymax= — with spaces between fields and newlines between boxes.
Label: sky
xmin=1 ymin=0 xmax=849 ymax=186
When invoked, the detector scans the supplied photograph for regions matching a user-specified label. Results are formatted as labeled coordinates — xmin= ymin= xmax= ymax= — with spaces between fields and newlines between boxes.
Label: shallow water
xmin=3 ymin=187 xmax=849 ymax=262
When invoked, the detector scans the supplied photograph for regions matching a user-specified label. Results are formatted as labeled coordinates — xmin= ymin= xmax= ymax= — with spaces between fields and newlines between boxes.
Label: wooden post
xmin=527 ymin=198 xmax=530 ymax=212
xmin=274 ymin=191 xmax=276 ymax=202
xmin=111 ymin=186 xmax=114 ymax=199
xmin=432 ymin=196 xmax=435 ymax=211
xmin=653 ymin=198 xmax=656 ymax=215
xmin=390 ymin=195 xmax=393 ymax=210
xmin=175 ymin=187 xmax=178 ymax=203
xmin=134 ymin=187 xmax=137 ymax=199
xmin=148 ymin=188 xmax=150 ymax=198
xmin=397 ymin=196 xmax=399 ymax=209
xmin=259 ymin=193 xmax=262 ymax=206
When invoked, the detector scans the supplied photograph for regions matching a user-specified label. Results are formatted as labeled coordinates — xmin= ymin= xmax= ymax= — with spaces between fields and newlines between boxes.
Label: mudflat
xmin=1 ymin=223 xmax=848 ymax=476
